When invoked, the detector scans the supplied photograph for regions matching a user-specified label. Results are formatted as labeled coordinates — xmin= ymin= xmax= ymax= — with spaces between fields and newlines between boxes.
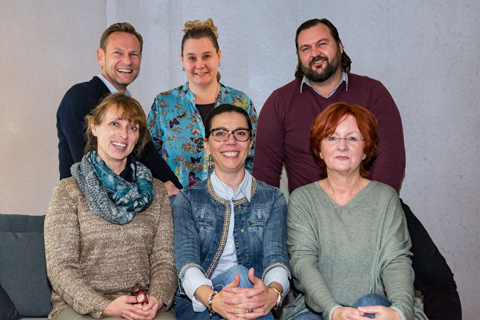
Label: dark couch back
xmin=0 ymin=213 xmax=52 ymax=318
xmin=0 ymin=213 xmax=45 ymax=232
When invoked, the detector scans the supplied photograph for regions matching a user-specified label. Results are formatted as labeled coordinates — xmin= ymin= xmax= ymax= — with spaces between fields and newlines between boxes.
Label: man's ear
xmin=97 ymin=48 xmax=105 ymax=68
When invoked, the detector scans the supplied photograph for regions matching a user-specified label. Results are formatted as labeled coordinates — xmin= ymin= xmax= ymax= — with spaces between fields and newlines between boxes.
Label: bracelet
xmin=207 ymin=290 xmax=218 ymax=315
xmin=268 ymin=285 xmax=282 ymax=310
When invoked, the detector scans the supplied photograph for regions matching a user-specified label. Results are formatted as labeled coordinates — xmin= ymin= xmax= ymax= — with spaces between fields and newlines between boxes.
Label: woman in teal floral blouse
xmin=147 ymin=18 xmax=258 ymax=188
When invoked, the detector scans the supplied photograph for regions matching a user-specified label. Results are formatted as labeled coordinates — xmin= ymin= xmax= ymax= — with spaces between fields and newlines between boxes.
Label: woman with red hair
xmin=283 ymin=103 xmax=426 ymax=320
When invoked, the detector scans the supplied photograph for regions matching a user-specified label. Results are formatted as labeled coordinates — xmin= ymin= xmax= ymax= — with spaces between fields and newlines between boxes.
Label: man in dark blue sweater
xmin=56 ymin=22 xmax=181 ymax=194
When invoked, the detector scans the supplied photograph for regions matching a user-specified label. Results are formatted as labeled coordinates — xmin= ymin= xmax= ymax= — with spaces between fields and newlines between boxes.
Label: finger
xmin=248 ymin=268 xmax=256 ymax=284
xmin=124 ymin=296 xmax=138 ymax=304
xmin=226 ymin=309 xmax=265 ymax=319
xmin=223 ymin=286 xmax=263 ymax=297
xmin=345 ymin=314 xmax=370 ymax=320
xmin=223 ymin=286 xmax=250 ymax=294
xmin=226 ymin=273 xmax=241 ymax=288
xmin=226 ymin=302 xmax=265 ymax=313
xmin=357 ymin=306 xmax=383 ymax=314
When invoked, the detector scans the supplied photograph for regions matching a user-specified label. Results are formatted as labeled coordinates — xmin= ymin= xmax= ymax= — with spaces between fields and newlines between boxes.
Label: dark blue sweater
xmin=56 ymin=76 xmax=182 ymax=188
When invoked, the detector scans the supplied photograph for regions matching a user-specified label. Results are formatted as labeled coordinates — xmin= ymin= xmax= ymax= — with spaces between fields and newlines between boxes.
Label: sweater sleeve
xmin=378 ymin=192 xmax=415 ymax=320
xmin=366 ymin=81 xmax=405 ymax=192
xmin=57 ymin=86 xmax=102 ymax=180
xmin=287 ymin=190 xmax=340 ymax=317
xmin=44 ymin=181 xmax=110 ymax=318
xmin=148 ymin=180 xmax=178 ymax=310
xmin=252 ymin=90 xmax=285 ymax=188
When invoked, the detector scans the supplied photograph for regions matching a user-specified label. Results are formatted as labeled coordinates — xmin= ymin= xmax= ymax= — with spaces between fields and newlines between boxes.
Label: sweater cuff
xmin=328 ymin=305 xmax=342 ymax=320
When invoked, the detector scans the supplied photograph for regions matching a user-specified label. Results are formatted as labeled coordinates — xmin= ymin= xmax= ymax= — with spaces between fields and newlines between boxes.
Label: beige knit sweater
xmin=44 ymin=177 xmax=177 ymax=319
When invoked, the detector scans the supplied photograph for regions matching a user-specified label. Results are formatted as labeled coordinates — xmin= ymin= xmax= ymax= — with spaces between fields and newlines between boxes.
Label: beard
xmin=300 ymin=50 xmax=342 ymax=83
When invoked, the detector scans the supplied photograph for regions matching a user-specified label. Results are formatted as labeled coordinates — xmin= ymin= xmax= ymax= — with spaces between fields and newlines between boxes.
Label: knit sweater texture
xmin=44 ymin=178 xmax=177 ymax=319
xmin=252 ymin=74 xmax=405 ymax=193
xmin=283 ymin=181 xmax=427 ymax=320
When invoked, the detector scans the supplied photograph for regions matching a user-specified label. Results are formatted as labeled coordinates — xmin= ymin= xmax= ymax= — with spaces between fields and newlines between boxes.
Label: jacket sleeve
xmin=262 ymin=189 xmax=290 ymax=279
xmin=57 ymin=87 xmax=103 ymax=179
xmin=172 ymin=190 xmax=204 ymax=293
xmin=287 ymin=190 xmax=340 ymax=317
xmin=366 ymin=81 xmax=405 ymax=192
xmin=148 ymin=180 xmax=178 ymax=310
xmin=145 ymin=97 xmax=182 ymax=189
xmin=44 ymin=181 xmax=110 ymax=318
xmin=252 ymin=90 xmax=286 ymax=188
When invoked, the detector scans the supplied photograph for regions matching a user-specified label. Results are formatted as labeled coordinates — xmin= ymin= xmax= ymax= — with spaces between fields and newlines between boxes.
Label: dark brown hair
xmin=294 ymin=18 xmax=352 ymax=78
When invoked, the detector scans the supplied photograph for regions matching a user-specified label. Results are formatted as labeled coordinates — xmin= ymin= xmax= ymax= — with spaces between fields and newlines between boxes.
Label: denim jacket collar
xmin=210 ymin=169 xmax=252 ymax=202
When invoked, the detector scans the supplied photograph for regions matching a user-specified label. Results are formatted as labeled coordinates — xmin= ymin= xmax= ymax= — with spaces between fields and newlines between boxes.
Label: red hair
xmin=310 ymin=102 xmax=379 ymax=177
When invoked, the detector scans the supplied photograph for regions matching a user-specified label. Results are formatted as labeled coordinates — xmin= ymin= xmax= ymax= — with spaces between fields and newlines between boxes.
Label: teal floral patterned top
xmin=147 ymin=82 xmax=258 ymax=188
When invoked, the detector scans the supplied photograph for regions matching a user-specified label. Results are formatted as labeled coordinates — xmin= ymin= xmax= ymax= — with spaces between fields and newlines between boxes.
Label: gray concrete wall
xmin=0 ymin=1 xmax=478 ymax=318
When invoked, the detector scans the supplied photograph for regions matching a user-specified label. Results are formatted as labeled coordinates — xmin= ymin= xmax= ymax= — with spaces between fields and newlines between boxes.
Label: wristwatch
xmin=268 ymin=285 xmax=282 ymax=310
xmin=207 ymin=290 xmax=218 ymax=315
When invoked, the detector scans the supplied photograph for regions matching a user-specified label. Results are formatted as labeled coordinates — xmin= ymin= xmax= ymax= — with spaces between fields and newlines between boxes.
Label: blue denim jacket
xmin=173 ymin=176 xmax=290 ymax=293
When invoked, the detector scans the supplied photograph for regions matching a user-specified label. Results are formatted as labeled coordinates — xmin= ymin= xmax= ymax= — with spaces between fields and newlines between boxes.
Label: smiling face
xmin=203 ymin=112 xmax=252 ymax=179
xmin=297 ymin=23 xmax=343 ymax=83
xmin=181 ymin=37 xmax=221 ymax=87
xmin=97 ymin=32 xmax=142 ymax=93
xmin=319 ymin=115 xmax=366 ymax=176
xmin=91 ymin=106 xmax=140 ymax=174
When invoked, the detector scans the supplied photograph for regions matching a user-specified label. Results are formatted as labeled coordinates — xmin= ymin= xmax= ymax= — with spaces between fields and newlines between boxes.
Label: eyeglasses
xmin=323 ymin=136 xmax=365 ymax=145
xmin=131 ymin=283 xmax=149 ymax=305
xmin=209 ymin=128 xmax=252 ymax=142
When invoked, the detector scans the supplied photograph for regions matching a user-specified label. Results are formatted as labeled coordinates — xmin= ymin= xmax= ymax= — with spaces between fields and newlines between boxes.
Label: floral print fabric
xmin=147 ymin=82 xmax=258 ymax=187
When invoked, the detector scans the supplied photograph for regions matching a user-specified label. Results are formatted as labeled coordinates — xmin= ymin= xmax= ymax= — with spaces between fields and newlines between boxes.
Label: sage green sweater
xmin=282 ymin=181 xmax=427 ymax=320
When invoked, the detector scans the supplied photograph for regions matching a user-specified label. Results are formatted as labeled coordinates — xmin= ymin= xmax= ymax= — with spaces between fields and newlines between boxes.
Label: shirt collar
xmin=97 ymin=74 xmax=132 ymax=96
xmin=300 ymin=71 xmax=349 ymax=97
xmin=210 ymin=169 xmax=252 ymax=202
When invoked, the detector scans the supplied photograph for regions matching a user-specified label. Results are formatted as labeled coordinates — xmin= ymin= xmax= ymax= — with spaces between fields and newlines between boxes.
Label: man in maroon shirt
xmin=253 ymin=18 xmax=461 ymax=319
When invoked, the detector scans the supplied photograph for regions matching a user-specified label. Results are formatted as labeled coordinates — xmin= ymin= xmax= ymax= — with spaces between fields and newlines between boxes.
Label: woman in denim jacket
xmin=173 ymin=104 xmax=290 ymax=320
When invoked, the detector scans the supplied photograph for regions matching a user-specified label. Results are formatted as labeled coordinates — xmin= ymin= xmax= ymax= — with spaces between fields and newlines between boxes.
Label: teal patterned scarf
xmin=71 ymin=150 xmax=154 ymax=224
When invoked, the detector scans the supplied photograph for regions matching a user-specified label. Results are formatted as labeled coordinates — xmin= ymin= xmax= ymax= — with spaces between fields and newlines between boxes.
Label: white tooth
xmin=118 ymin=69 xmax=132 ymax=73
xmin=112 ymin=142 xmax=126 ymax=148
xmin=222 ymin=152 xmax=238 ymax=156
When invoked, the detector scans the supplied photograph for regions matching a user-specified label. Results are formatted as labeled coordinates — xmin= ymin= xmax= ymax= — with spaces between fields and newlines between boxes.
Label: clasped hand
xmin=212 ymin=268 xmax=278 ymax=319
xmin=103 ymin=295 xmax=164 ymax=320
xmin=333 ymin=306 xmax=401 ymax=320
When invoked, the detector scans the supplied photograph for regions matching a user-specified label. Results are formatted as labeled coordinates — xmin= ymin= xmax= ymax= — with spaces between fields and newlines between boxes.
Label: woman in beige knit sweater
xmin=45 ymin=93 xmax=177 ymax=320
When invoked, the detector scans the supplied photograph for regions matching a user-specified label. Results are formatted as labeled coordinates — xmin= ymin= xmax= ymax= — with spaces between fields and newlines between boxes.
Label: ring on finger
xmin=248 ymin=309 xmax=253 ymax=313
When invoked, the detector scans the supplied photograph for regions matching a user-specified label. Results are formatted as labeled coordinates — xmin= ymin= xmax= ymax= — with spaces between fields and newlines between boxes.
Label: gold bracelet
xmin=207 ymin=290 xmax=218 ymax=315
xmin=267 ymin=285 xmax=282 ymax=310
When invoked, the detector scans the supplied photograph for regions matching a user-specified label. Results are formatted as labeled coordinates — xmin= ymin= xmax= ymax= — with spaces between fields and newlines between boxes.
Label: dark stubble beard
xmin=301 ymin=49 xmax=342 ymax=83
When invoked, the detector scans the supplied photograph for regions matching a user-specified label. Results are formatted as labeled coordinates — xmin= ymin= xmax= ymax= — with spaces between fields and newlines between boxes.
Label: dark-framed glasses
xmin=323 ymin=135 xmax=365 ymax=146
xmin=131 ymin=283 xmax=149 ymax=305
xmin=210 ymin=128 xmax=252 ymax=142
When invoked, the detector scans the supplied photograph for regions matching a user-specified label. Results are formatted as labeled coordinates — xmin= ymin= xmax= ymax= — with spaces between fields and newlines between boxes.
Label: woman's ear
xmin=203 ymin=138 xmax=210 ymax=156
xmin=91 ymin=123 xmax=98 ymax=136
